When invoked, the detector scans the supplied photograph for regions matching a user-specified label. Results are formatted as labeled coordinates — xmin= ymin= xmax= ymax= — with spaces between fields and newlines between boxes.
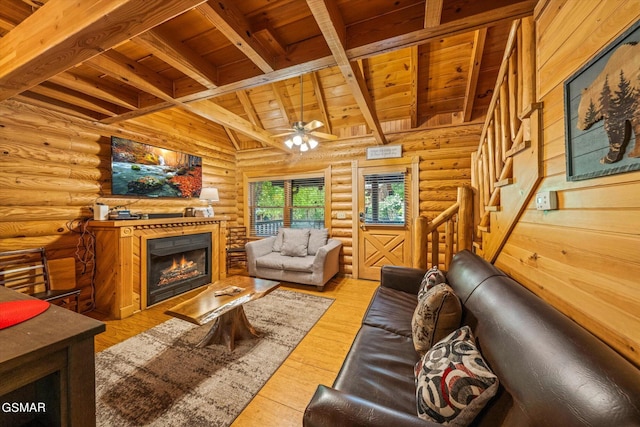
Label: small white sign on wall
xmin=366 ymin=145 xmax=402 ymax=160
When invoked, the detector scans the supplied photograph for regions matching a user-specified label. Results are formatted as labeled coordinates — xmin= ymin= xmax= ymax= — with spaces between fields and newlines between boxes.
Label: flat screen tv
xmin=110 ymin=136 xmax=202 ymax=198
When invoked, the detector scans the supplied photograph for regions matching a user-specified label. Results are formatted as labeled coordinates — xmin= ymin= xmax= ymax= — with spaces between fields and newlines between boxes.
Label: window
xmin=248 ymin=176 xmax=325 ymax=236
xmin=363 ymin=172 xmax=406 ymax=225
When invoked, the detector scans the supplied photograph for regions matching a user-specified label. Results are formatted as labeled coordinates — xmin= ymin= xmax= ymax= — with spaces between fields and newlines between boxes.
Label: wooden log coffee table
xmin=166 ymin=276 xmax=280 ymax=350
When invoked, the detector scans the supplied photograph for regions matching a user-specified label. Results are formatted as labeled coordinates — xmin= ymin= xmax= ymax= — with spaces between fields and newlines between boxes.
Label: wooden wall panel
xmin=493 ymin=0 xmax=640 ymax=366
xmin=0 ymin=100 xmax=235 ymax=313
xmin=236 ymin=123 xmax=482 ymax=277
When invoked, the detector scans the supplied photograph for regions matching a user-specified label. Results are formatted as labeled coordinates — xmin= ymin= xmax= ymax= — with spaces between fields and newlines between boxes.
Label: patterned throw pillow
xmin=411 ymin=283 xmax=462 ymax=356
xmin=418 ymin=266 xmax=447 ymax=299
xmin=415 ymin=326 xmax=499 ymax=426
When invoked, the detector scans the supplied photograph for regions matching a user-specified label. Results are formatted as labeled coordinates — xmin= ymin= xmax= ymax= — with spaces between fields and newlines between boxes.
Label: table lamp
xmin=198 ymin=187 xmax=219 ymax=217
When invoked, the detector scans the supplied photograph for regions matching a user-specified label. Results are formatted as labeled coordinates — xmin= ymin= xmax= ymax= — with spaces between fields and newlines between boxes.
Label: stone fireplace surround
xmin=90 ymin=218 xmax=227 ymax=319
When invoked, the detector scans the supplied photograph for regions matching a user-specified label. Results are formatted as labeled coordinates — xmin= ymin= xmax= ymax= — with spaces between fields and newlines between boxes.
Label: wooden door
xmin=357 ymin=165 xmax=412 ymax=280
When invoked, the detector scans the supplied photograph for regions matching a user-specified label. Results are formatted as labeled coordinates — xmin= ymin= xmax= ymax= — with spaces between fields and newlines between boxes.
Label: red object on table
xmin=0 ymin=300 xmax=50 ymax=329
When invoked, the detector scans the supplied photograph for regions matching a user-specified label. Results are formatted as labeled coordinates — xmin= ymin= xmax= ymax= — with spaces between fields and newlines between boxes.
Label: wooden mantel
xmin=89 ymin=217 xmax=228 ymax=319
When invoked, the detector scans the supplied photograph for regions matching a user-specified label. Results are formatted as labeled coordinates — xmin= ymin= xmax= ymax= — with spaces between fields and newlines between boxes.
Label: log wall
xmin=236 ymin=123 xmax=482 ymax=275
xmin=492 ymin=0 xmax=640 ymax=366
xmin=0 ymin=100 xmax=236 ymax=312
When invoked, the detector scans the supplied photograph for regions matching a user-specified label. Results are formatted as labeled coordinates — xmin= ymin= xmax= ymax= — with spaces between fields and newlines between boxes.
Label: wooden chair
xmin=0 ymin=247 xmax=81 ymax=312
xmin=226 ymin=227 xmax=248 ymax=272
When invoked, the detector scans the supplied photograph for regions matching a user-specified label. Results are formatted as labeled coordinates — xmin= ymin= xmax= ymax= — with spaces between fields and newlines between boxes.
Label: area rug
xmin=95 ymin=289 xmax=333 ymax=426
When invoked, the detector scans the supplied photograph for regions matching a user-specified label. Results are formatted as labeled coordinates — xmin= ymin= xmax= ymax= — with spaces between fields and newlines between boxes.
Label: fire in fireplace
xmin=147 ymin=233 xmax=212 ymax=306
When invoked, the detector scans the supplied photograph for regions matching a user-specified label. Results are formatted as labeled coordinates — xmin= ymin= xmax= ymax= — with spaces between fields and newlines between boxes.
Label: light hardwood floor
xmin=89 ymin=271 xmax=379 ymax=426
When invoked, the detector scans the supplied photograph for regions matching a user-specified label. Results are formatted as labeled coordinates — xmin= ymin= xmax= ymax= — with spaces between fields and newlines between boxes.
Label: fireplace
xmin=147 ymin=233 xmax=212 ymax=306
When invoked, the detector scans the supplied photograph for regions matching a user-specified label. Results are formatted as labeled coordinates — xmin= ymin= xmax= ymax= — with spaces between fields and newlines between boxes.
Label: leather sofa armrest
xmin=380 ymin=265 xmax=427 ymax=295
xmin=245 ymin=236 xmax=276 ymax=276
xmin=304 ymin=385 xmax=437 ymax=427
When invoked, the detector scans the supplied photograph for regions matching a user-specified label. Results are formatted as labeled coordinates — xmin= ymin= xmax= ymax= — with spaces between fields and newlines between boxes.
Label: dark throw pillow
xmin=418 ymin=265 xmax=447 ymax=299
xmin=415 ymin=326 xmax=499 ymax=426
xmin=411 ymin=283 xmax=462 ymax=356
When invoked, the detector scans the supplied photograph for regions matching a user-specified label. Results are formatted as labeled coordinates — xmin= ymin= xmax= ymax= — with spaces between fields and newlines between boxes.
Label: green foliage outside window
xmin=249 ymin=178 xmax=325 ymax=235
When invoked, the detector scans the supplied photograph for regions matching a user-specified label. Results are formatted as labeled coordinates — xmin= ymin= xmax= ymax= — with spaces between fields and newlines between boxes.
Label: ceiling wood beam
xmin=33 ymin=82 xmax=128 ymax=116
xmin=88 ymin=49 xmax=283 ymax=150
xmin=49 ymin=72 xmax=140 ymax=110
xmin=307 ymin=0 xmax=386 ymax=145
xmin=271 ymin=81 xmax=292 ymax=126
xmin=19 ymin=0 xmax=45 ymax=8
xmin=236 ymin=90 xmax=266 ymax=147
xmin=349 ymin=0 xmax=536 ymax=59
xmin=134 ymin=28 xmax=219 ymax=89
xmin=224 ymin=127 xmax=241 ymax=151
xmin=96 ymin=56 xmax=337 ymax=123
xmin=309 ymin=72 xmax=332 ymax=134
xmin=463 ymin=28 xmax=487 ymax=122
xmin=424 ymin=0 xmax=443 ymax=28
xmin=66 ymin=1 xmax=535 ymax=133
xmin=236 ymin=90 xmax=261 ymax=127
xmin=87 ymin=50 xmax=174 ymax=102
xmin=0 ymin=0 xmax=208 ymax=101
xmin=184 ymin=100 xmax=286 ymax=151
xmin=101 ymin=101 xmax=176 ymax=125
xmin=16 ymin=92 xmax=108 ymax=121
xmin=253 ymin=21 xmax=288 ymax=58
xmin=197 ymin=1 xmax=275 ymax=73
xmin=0 ymin=16 xmax=17 ymax=32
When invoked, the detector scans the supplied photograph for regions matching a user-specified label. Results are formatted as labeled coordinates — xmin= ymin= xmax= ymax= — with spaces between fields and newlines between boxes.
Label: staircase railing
xmin=471 ymin=16 xmax=543 ymax=261
xmin=413 ymin=186 xmax=473 ymax=270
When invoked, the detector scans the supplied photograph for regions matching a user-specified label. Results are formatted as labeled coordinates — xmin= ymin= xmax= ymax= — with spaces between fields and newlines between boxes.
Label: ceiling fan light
xmin=293 ymin=134 xmax=303 ymax=145
xmin=284 ymin=138 xmax=294 ymax=149
xmin=300 ymin=142 xmax=309 ymax=152
xmin=308 ymin=138 xmax=318 ymax=149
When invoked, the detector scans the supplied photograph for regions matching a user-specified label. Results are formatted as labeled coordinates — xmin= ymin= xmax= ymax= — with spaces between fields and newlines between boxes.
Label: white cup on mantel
xmin=93 ymin=204 xmax=109 ymax=220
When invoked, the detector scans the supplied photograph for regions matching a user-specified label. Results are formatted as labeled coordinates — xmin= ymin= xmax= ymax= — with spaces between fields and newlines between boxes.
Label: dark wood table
xmin=0 ymin=286 xmax=105 ymax=427
xmin=166 ymin=276 xmax=280 ymax=350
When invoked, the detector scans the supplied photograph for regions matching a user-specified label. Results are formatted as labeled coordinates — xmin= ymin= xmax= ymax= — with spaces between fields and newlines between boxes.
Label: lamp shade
xmin=199 ymin=187 xmax=219 ymax=202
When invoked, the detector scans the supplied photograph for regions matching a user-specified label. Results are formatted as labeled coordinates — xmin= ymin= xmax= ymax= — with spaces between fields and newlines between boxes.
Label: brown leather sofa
xmin=303 ymin=250 xmax=640 ymax=426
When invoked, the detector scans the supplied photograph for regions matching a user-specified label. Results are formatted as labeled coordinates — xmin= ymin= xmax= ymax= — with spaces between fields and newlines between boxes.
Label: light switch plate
xmin=535 ymin=191 xmax=558 ymax=210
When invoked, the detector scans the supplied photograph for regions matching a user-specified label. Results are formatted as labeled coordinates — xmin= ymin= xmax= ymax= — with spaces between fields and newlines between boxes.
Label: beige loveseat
xmin=245 ymin=228 xmax=341 ymax=290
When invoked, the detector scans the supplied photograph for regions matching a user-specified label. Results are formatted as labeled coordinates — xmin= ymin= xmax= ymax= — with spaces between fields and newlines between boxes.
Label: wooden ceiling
xmin=0 ymin=0 xmax=536 ymax=152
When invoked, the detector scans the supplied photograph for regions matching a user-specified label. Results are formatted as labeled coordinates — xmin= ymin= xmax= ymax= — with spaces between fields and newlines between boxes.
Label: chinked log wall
xmin=0 ymin=100 xmax=236 ymax=312
xmin=236 ymin=123 xmax=483 ymax=275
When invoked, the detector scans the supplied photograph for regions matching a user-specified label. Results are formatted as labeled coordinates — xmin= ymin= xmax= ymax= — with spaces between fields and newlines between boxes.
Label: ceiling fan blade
xmin=309 ymin=131 xmax=338 ymax=140
xmin=304 ymin=120 xmax=324 ymax=131
xmin=272 ymin=131 xmax=295 ymax=137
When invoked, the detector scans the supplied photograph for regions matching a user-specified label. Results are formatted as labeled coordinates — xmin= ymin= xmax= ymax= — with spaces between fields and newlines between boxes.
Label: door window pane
xmin=363 ymin=173 xmax=406 ymax=225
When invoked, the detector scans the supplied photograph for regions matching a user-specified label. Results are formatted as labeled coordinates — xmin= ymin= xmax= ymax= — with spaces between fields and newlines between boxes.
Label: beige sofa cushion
xmin=308 ymin=228 xmax=329 ymax=255
xmin=281 ymin=228 xmax=311 ymax=257
xmin=255 ymin=252 xmax=315 ymax=273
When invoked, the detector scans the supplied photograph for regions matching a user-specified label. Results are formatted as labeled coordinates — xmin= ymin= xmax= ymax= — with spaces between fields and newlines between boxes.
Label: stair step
xmin=495 ymin=178 xmax=513 ymax=187
xmin=506 ymin=140 xmax=530 ymax=157
xmin=485 ymin=205 xmax=500 ymax=212
xmin=477 ymin=225 xmax=490 ymax=233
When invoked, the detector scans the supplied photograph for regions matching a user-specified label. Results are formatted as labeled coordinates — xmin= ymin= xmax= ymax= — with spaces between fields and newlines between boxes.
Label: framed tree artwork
xmin=564 ymin=19 xmax=640 ymax=181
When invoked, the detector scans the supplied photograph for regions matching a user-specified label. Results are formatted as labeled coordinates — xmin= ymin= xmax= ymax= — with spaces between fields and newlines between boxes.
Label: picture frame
xmin=564 ymin=19 xmax=640 ymax=181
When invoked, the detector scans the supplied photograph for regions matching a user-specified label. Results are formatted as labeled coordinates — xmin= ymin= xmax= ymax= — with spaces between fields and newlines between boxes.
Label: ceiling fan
xmin=273 ymin=75 xmax=338 ymax=151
